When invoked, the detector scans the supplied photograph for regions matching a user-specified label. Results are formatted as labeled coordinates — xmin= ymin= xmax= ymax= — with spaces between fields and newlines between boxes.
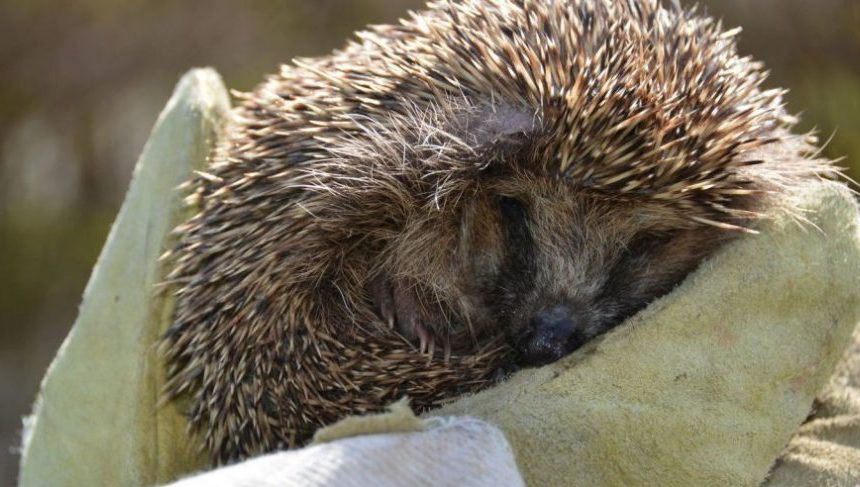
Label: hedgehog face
xmin=470 ymin=178 xmax=732 ymax=366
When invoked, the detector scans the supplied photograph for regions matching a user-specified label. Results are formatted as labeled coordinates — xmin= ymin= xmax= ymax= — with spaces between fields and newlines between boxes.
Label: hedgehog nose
xmin=516 ymin=305 xmax=586 ymax=367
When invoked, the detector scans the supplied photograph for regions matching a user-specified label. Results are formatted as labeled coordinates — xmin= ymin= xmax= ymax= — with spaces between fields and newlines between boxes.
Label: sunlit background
xmin=1 ymin=0 xmax=858 ymax=483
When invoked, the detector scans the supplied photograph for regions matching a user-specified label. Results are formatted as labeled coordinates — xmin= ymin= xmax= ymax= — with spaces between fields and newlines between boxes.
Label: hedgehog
xmin=161 ymin=0 xmax=834 ymax=464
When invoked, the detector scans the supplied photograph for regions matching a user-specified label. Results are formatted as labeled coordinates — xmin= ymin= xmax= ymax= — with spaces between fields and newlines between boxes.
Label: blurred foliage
xmin=0 ymin=0 xmax=858 ymax=484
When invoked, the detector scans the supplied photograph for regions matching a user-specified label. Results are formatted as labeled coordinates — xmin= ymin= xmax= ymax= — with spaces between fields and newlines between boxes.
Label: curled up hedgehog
xmin=161 ymin=0 xmax=835 ymax=464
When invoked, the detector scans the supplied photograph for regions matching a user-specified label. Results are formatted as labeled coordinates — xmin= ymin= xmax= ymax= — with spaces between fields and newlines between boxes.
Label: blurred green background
xmin=0 ymin=0 xmax=858 ymax=483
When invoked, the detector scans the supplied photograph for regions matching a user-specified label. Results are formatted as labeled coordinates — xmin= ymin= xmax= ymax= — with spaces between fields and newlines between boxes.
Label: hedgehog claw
xmin=370 ymin=275 xmax=396 ymax=329
xmin=417 ymin=324 xmax=435 ymax=356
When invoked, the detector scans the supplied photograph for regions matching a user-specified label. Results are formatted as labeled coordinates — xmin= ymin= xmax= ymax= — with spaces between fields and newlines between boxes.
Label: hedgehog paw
xmin=370 ymin=274 xmax=444 ymax=357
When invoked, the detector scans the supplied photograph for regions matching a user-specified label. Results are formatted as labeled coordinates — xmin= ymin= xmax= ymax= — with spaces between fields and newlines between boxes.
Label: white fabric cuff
xmin=166 ymin=416 xmax=524 ymax=487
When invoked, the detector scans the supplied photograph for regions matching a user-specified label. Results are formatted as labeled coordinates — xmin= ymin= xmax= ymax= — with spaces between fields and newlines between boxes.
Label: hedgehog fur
xmin=162 ymin=0 xmax=834 ymax=464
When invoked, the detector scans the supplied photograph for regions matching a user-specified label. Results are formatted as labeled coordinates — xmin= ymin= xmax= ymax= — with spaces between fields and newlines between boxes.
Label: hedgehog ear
xmin=466 ymin=103 xmax=538 ymax=159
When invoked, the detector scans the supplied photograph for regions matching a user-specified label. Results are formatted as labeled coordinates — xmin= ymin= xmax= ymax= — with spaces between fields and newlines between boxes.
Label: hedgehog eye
xmin=498 ymin=196 xmax=527 ymax=223
xmin=498 ymin=196 xmax=530 ymax=246
xmin=620 ymin=232 xmax=672 ymax=261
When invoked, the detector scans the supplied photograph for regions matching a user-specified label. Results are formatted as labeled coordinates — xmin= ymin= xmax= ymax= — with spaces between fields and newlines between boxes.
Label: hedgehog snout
xmin=515 ymin=304 xmax=588 ymax=367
